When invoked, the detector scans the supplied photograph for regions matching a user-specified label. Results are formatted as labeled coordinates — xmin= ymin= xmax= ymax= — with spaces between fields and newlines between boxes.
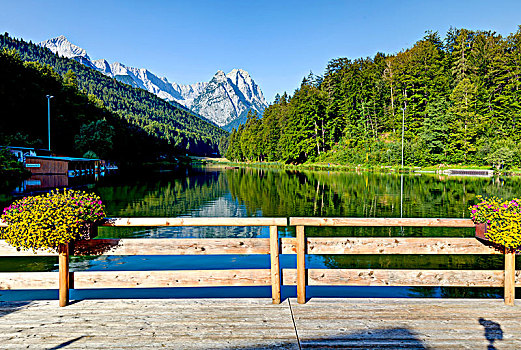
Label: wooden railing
xmin=0 ymin=218 xmax=286 ymax=307
xmin=0 ymin=217 xmax=518 ymax=307
xmin=289 ymin=217 xmax=519 ymax=306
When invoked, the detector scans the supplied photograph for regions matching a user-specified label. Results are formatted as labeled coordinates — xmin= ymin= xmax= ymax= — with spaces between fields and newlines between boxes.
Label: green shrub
xmin=1 ymin=189 xmax=105 ymax=251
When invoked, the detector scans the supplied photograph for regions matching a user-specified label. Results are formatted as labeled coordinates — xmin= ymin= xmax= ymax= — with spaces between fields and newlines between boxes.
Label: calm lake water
xmin=1 ymin=166 xmax=520 ymax=301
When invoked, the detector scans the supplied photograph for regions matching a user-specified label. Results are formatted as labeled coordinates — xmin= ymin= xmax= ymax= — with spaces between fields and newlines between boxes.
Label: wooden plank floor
xmin=0 ymin=298 xmax=520 ymax=349
xmin=292 ymin=299 xmax=521 ymax=349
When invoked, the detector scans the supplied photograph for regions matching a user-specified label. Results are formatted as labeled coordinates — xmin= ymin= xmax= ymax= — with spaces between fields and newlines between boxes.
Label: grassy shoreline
xmin=191 ymin=157 xmax=521 ymax=176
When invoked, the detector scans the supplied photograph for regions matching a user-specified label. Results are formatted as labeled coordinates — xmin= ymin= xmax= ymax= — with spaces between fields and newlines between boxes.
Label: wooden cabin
xmin=25 ymin=156 xmax=102 ymax=175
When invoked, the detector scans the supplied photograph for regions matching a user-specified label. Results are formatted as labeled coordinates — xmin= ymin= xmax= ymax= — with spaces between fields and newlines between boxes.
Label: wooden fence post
xmin=504 ymin=247 xmax=516 ymax=305
xmin=296 ymin=225 xmax=306 ymax=304
xmin=58 ymin=243 xmax=69 ymax=307
xmin=269 ymin=226 xmax=281 ymax=304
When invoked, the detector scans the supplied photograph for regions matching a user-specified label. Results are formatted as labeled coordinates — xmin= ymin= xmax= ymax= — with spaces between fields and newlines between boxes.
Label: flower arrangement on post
xmin=1 ymin=189 xmax=105 ymax=252
xmin=469 ymin=195 xmax=521 ymax=250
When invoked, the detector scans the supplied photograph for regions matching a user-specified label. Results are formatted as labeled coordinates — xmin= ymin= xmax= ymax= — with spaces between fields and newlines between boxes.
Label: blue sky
xmin=1 ymin=0 xmax=520 ymax=103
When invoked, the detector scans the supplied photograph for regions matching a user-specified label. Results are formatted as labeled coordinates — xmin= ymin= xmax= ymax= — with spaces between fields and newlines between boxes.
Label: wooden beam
xmin=505 ymin=248 xmax=516 ymax=305
xmin=0 ymin=269 xmax=271 ymax=289
xmin=1 ymin=237 xmax=503 ymax=257
xmin=289 ymin=217 xmax=475 ymax=227
xmin=58 ymin=243 xmax=69 ymax=307
xmin=100 ymin=217 xmax=287 ymax=227
xmin=296 ymin=225 xmax=306 ymax=304
xmin=0 ymin=272 xmax=58 ymax=289
xmin=71 ymin=269 xmax=271 ymax=288
xmin=0 ymin=240 xmax=58 ymax=256
xmin=3 ymin=217 xmax=477 ymax=228
xmin=269 ymin=226 xmax=281 ymax=304
xmin=0 ymin=238 xmax=271 ymax=257
xmin=71 ymin=238 xmax=270 ymax=256
xmin=2 ymin=268 xmax=520 ymax=290
xmin=281 ymin=237 xmax=500 ymax=255
xmin=282 ymin=269 xmax=520 ymax=287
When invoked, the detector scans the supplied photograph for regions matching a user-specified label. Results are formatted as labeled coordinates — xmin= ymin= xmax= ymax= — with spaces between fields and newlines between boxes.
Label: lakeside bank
xmin=193 ymin=157 xmax=521 ymax=176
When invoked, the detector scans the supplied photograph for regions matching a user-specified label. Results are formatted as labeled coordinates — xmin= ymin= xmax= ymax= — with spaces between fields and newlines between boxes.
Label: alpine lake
xmin=1 ymin=165 xmax=520 ymax=301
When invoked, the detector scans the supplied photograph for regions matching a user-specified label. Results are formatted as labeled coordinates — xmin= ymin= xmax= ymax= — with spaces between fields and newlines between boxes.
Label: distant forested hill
xmin=226 ymin=27 xmax=521 ymax=169
xmin=0 ymin=33 xmax=227 ymax=159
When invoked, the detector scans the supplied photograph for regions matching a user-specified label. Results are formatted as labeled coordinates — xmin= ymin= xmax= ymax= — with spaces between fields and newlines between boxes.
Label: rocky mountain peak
xmin=39 ymin=36 xmax=268 ymax=131
xmin=40 ymin=35 xmax=90 ymax=60
xmin=212 ymin=70 xmax=228 ymax=82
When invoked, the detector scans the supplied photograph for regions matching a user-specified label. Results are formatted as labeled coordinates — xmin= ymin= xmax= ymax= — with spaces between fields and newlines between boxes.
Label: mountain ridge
xmin=40 ymin=36 xmax=267 ymax=130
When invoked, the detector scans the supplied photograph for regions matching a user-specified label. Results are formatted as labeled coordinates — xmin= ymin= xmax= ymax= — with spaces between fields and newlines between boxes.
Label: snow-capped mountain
xmin=40 ymin=35 xmax=98 ymax=70
xmin=40 ymin=36 xmax=267 ymax=131
xmin=191 ymin=70 xmax=266 ymax=128
xmin=40 ymin=35 xmax=89 ymax=60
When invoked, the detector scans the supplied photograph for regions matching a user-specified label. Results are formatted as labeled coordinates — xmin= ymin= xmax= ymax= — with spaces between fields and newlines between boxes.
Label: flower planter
xmin=1 ymin=189 xmax=105 ymax=252
xmin=475 ymin=222 xmax=510 ymax=252
xmin=79 ymin=222 xmax=98 ymax=240
xmin=475 ymin=222 xmax=489 ymax=241
xmin=470 ymin=196 xmax=521 ymax=250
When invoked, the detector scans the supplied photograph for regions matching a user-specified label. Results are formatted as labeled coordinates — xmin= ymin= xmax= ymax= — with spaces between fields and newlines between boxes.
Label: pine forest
xmin=225 ymin=27 xmax=521 ymax=169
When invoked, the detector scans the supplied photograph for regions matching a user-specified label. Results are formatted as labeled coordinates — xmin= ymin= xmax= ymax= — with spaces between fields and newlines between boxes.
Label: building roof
xmin=1 ymin=146 xmax=52 ymax=153
xmin=25 ymin=155 xmax=101 ymax=162
xmin=1 ymin=146 xmax=36 ymax=151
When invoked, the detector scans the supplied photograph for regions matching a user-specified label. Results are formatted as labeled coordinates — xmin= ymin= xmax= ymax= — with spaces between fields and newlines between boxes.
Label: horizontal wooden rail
xmin=4 ymin=268 xmax=520 ymax=290
xmin=2 ymin=217 xmax=473 ymax=227
xmin=99 ymin=217 xmax=287 ymax=227
xmin=1 ymin=217 xmax=287 ymax=227
xmin=0 ymin=238 xmax=271 ymax=256
xmin=282 ymin=269 xmax=521 ymax=287
xmin=2 ymin=237 xmax=503 ymax=257
xmin=281 ymin=237 xmax=501 ymax=255
xmin=0 ymin=241 xmax=57 ymax=256
xmin=0 ymin=217 xmax=483 ymax=228
xmin=0 ymin=269 xmax=271 ymax=289
xmin=289 ymin=217 xmax=475 ymax=227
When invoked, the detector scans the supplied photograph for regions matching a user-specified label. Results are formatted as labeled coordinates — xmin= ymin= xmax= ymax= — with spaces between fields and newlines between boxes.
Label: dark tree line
xmin=226 ymin=27 xmax=521 ymax=169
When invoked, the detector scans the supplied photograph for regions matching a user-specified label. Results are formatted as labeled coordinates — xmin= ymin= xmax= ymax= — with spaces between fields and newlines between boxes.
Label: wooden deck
xmin=1 ymin=298 xmax=519 ymax=349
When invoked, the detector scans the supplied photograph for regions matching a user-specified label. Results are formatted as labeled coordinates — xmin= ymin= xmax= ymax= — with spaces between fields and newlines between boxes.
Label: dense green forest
xmin=0 ymin=33 xmax=227 ymax=159
xmin=226 ymin=27 xmax=521 ymax=168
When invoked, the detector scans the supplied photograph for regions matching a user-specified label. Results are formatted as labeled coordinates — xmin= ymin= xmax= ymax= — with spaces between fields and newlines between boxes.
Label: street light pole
xmin=401 ymin=106 xmax=405 ymax=169
xmin=46 ymin=95 xmax=54 ymax=151
xmin=400 ymin=106 xmax=406 ymax=234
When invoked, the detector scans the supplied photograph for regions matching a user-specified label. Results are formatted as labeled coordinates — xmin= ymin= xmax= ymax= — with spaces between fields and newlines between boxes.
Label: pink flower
xmin=471 ymin=210 xmax=477 ymax=213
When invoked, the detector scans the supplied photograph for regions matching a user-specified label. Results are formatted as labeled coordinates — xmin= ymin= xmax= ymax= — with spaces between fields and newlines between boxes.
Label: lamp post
xmin=46 ymin=95 xmax=54 ymax=151
xmin=400 ymin=106 xmax=406 ymax=233
xmin=401 ymin=106 xmax=405 ymax=169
